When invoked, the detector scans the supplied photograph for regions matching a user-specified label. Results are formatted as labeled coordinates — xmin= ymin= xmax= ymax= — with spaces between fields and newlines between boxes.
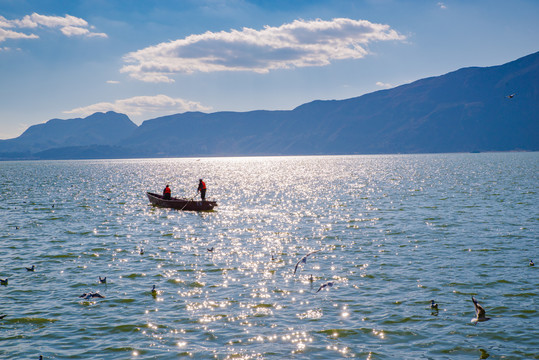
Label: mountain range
xmin=1 ymin=51 xmax=538 ymax=160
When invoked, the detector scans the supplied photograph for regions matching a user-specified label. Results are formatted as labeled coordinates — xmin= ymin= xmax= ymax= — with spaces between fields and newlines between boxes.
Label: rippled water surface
xmin=1 ymin=153 xmax=538 ymax=359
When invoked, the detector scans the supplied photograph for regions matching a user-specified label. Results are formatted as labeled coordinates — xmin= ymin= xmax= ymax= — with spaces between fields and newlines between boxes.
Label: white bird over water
xmin=316 ymin=281 xmax=334 ymax=293
xmin=471 ymin=296 xmax=491 ymax=324
xmin=294 ymin=249 xmax=321 ymax=275
xmin=79 ymin=292 xmax=105 ymax=300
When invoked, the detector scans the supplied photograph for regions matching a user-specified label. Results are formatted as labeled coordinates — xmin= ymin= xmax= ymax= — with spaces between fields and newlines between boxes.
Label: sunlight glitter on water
xmin=0 ymin=153 xmax=537 ymax=359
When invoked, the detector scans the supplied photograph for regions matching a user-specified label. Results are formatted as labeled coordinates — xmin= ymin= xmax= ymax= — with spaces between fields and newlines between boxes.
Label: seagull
xmin=0 ymin=278 xmax=7 ymax=286
xmin=79 ymin=292 xmax=105 ymax=300
xmin=294 ymin=250 xmax=321 ymax=275
xmin=26 ymin=265 xmax=35 ymax=272
xmin=207 ymin=247 xmax=214 ymax=252
xmin=471 ymin=296 xmax=491 ymax=323
xmin=506 ymin=93 xmax=515 ymax=99
xmin=430 ymin=300 xmax=438 ymax=310
xmin=530 ymin=260 xmax=535 ymax=266
xmin=99 ymin=276 xmax=107 ymax=284
xmin=316 ymin=281 xmax=334 ymax=293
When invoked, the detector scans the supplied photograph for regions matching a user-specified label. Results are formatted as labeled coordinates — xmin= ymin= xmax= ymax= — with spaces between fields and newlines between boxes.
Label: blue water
xmin=1 ymin=153 xmax=537 ymax=359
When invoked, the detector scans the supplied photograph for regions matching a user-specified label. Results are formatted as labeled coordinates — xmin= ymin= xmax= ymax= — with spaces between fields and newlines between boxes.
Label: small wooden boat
xmin=147 ymin=192 xmax=217 ymax=211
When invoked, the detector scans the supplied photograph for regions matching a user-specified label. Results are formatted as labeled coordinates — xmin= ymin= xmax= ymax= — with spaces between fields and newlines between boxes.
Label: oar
xmin=180 ymin=192 xmax=199 ymax=210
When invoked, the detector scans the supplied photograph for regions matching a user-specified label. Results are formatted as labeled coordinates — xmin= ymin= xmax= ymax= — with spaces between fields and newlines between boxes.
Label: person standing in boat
xmin=163 ymin=184 xmax=172 ymax=200
xmin=197 ymin=179 xmax=206 ymax=201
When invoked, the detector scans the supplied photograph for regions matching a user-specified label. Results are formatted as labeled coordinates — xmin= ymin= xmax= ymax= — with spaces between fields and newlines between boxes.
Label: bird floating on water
xmin=530 ymin=260 xmax=534 ymax=266
xmin=0 ymin=314 xmax=6 ymax=319
xmin=99 ymin=276 xmax=107 ymax=284
xmin=471 ymin=296 xmax=491 ymax=324
xmin=294 ymin=249 xmax=321 ymax=275
xmin=151 ymin=285 xmax=157 ymax=296
xmin=430 ymin=300 xmax=438 ymax=310
xmin=316 ymin=281 xmax=334 ymax=293
xmin=79 ymin=292 xmax=105 ymax=300
xmin=0 ymin=278 xmax=8 ymax=286
xmin=26 ymin=265 xmax=35 ymax=272
xmin=140 ymin=248 xmax=144 ymax=255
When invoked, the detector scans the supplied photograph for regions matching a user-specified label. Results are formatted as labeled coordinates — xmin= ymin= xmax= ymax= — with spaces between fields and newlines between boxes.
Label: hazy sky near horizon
xmin=0 ymin=0 xmax=538 ymax=139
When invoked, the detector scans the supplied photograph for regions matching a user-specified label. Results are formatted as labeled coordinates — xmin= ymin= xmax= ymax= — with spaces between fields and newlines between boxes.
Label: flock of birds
xmin=1 ymin=249 xmax=536 ymax=321
xmin=0 ymin=247 xmax=535 ymax=360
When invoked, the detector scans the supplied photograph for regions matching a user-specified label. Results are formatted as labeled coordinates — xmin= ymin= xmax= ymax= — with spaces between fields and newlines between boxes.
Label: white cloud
xmin=121 ymin=17 xmax=406 ymax=83
xmin=376 ymin=81 xmax=393 ymax=88
xmin=63 ymin=94 xmax=211 ymax=118
xmin=438 ymin=2 xmax=447 ymax=9
xmin=106 ymin=80 xmax=120 ymax=84
xmin=0 ymin=28 xmax=39 ymax=42
xmin=0 ymin=13 xmax=107 ymax=43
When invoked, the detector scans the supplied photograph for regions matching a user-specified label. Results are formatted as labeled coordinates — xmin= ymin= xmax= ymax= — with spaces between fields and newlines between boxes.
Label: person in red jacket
xmin=197 ymin=179 xmax=206 ymax=201
xmin=163 ymin=184 xmax=171 ymax=200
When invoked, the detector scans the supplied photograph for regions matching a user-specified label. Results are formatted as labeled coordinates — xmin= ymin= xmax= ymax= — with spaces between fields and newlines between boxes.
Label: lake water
xmin=1 ymin=153 xmax=537 ymax=359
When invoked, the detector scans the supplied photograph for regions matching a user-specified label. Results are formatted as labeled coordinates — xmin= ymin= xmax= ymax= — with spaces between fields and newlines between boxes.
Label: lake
xmin=1 ymin=153 xmax=537 ymax=359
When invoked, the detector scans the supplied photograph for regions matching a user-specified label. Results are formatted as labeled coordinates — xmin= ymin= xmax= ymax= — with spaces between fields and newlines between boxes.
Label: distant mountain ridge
xmin=0 ymin=111 xmax=137 ymax=155
xmin=1 ymin=51 xmax=538 ymax=160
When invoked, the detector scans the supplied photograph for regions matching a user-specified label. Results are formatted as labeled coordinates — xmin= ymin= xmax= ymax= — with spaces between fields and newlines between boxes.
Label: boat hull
xmin=147 ymin=192 xmax=217 ymax=211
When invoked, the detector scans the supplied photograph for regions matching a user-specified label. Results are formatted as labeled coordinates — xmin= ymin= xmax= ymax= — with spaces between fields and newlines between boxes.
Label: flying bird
xmin=207 ymin=247 xmax=214 ymax=252
xmin=506 ymin=93 xmax=515 ymax=99
xmin=99 ymin=276 xmax=107 ymax=284
xmin=316 ymin=281 xmax=334 ymax=293
xmin=294 ymin=250 xmax=321 ymax=275
xmin=26 ymin=265 xmax=35 ymax=272
xmin=79 ymin=292 xmax=105 ymax=300
xmin=471 ymin=296 xmax=491 ymax=324
xmin=430 ymin=300 xmax=438 ymax=310
xmin=0 ymin=278 xmax=7 ymax=286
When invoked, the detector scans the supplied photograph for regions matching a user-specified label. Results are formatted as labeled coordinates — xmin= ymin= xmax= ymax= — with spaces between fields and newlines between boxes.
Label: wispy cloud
xmin=63 ymin=94 xmax=211 ymax=119
xmin=437 ymin=2 xmax=447 ymax=10
xmin=376 ymin=81 xmax=393 ymax=89
xmin=106 ymin=80 xmax=120 ymax=84
xmin=0 ymin=13 xmax=107 ymax=43
xmin=0 ymin=28 xmax=39 ymax=42
xmin=121 ymin=17 xmax=406 ymax=83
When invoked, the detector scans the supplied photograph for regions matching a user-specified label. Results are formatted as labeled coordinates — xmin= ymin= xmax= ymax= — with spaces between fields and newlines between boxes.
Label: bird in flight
xmin=316 ymin=281 xmax=334 ymax=293
xmin=471 ymin=296 xmax=491 ymax=324
xmin=294 ymin=249 xmax=321 ymax=275
xmin=506 ymin=93 xmax=515 ymax=99
xmin=79 ymin=292 xmax=105 ymax=300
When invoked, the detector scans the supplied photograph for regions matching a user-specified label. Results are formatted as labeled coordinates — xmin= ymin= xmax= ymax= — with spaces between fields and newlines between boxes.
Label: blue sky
xmin=0 ymin=0 xmax=538 ymax=139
